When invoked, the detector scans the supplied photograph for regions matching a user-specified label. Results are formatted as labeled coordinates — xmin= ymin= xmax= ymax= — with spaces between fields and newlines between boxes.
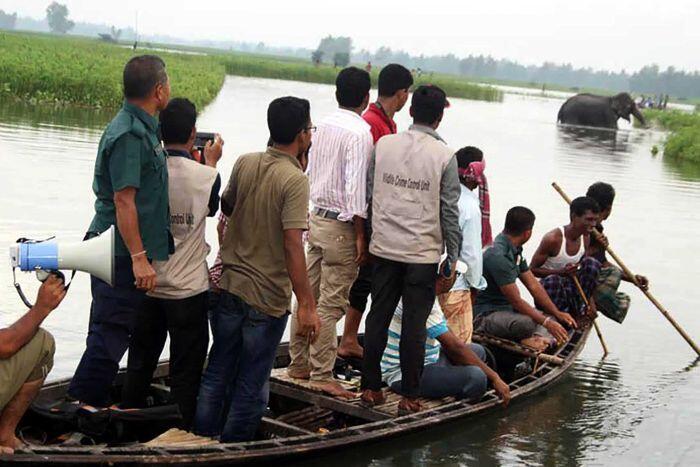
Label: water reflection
xmin=556 ymin=124 xmax=633 ymax=154
xmin=1 ymin=77 xmax=699 ymax=466
xmin=662 ymin=155 xmax=700 ymax=182
xmin=0 ymin=97 xmax=113 ymax=130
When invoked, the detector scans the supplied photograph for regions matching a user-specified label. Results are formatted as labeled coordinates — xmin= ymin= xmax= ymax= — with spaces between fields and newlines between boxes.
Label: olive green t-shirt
xmin=88 ymin=101 xmax=172 ymax=260
xmin=219 ymin=147 xmax=309 ymax=317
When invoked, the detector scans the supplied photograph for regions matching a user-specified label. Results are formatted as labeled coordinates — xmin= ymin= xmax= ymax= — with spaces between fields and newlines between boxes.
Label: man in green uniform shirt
xmin=67 ymin=55 xmax=172 ymax=407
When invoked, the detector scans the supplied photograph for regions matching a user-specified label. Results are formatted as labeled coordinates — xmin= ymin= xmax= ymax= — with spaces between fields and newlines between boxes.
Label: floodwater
xmin=1 ymin=76 xmax=699 ymax=466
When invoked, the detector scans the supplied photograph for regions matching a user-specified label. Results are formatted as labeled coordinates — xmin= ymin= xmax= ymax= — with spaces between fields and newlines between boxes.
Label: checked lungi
xmin=541 ymin=256 xmax=601 ymax=317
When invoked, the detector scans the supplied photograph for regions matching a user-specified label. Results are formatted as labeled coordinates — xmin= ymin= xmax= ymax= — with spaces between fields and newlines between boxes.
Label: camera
xmin=193 ymin=132 xmax=216 ymax=165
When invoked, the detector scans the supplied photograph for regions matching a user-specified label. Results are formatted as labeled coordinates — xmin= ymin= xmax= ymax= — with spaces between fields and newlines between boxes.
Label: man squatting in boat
xmin=0 ymin=55 xmax=651 ymax=451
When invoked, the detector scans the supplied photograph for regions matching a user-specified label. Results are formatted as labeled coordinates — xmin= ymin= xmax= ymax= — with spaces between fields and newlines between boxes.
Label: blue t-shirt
xmin=380 ymin=300 xmax=449 ymax=385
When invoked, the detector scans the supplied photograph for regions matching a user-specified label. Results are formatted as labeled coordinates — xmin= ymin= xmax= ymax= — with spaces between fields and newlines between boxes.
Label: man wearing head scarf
xmin=437 ymin=146 xmax=489 ymax=343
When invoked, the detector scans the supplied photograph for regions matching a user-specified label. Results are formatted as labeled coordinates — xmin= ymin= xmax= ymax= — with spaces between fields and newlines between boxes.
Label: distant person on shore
xmin=530 ymin=197 xmax=602 ymax=319
xmin=473 ymin=207 xmax=575 ymax=352
xmin=0 ymin=277 xmax=65 ymax=454
xmin=361 ymin=85 xmax=461 ymax=415
xmin=193 ymin=97 xmax=319 ymax=442
xmin=339 ymin=63 xmax=414 ymax=361
xmin=381 ymin=278 xmax=510 ymax=406
xmin=437 ymin=146 xmax=489 ymax=344
xmin=121 ymin=98 xmax=224 ymax=429
xmin=67 ymin=55 xmax=172 ymax=408
xmin=287 ymin=67 xmax=373 ymax=399
xmin=586 ymin=182 xmax=649 ymax=323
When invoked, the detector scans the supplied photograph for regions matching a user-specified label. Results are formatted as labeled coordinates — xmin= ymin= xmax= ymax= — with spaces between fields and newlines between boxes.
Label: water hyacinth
xmin=0 ymin=31 xmax=503 ymax=110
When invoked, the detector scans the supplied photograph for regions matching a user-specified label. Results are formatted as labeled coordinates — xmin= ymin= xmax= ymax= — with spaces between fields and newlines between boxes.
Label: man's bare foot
xmin=521 ymin=336 xmax=552 ymax=352
xmin=0 ymin=435 xmax=24 ymax=454
xmin=287 ymin=368 xmax=310 ymax=380
xmin=310 ymin=381 xmax=356 ymax=399
xmin=337 ymin=342 xmax=364 ymax=359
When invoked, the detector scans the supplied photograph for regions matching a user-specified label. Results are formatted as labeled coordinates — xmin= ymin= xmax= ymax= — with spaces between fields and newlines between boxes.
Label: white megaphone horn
xmin=10 ymin=226 xmax=115 ymax=294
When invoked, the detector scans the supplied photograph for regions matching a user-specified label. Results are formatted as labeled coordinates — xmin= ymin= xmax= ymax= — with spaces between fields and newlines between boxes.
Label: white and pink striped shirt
xmin=307 ymin=108 xmax=374 ymax=221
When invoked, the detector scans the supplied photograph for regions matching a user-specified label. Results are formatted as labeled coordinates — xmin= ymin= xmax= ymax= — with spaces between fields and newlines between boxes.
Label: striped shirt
xmin=381 ymin=301 xmax=450 ymax=385
xmin=307 ymin=108 xmax=374 ymax=221
xmin=208 ymin=212 xmax=228 ymax=289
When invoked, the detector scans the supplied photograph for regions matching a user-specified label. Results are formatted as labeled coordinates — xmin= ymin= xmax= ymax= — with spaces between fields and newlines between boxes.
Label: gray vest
xmin=370 ymin=128 xmax=454 ymax=264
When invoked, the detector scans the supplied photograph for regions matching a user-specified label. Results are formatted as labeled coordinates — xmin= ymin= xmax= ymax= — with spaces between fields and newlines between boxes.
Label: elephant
xmin=557 ymin=92 xmax=646 ymax=129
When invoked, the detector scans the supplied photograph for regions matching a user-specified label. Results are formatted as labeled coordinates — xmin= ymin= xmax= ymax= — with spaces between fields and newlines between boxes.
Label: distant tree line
xmin=352 ymin=46 xmax=700 ymax=100
xmin=2 ymin=5 xmax=699 ymax=100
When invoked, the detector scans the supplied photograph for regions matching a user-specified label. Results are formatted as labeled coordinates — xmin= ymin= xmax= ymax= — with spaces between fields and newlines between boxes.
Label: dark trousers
xmin=121 ymin=292 xmax=209 ymax=429
xmin=193 ymin=291 xmax=287 ymax=442
xmin=389 ymin=345 xmax=488 ymax=400
xmin=348 ymin=262 xmax=373 ymax=312
xmin=362 ymin=257 xmax=438 ymax=398
xmin=68 ymin=256 xmax=145 ymax=407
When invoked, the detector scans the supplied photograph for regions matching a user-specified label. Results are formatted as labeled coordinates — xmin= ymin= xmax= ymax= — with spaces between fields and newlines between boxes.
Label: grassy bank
xmin=221 ymin=54 xmax=503 ymax=102
xmin=0 ymin=31 xmax=502 ymax=110
xmin=643 ymin=109 xmax=700 ymax=163
xmin=0 ymin=32 xmax=225 ymax=109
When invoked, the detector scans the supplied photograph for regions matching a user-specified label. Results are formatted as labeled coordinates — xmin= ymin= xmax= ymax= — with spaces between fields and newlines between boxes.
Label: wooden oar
xmin=552 ymin=182 xmax=700 ymax=356
xmin=572 ymin=275 xmax=609 ymax=357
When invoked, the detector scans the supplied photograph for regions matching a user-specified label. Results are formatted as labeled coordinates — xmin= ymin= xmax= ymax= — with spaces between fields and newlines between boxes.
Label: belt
xmin=313 ymin=208 xmax=346 ymax=222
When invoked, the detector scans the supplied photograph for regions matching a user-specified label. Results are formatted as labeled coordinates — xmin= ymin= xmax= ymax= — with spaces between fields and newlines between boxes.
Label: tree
xmin=46 ymin=2 xmax=74 ymax=34
xmin=333 ymin=52 xmax=350 ymax=68
xmin=314 ymin=35 xmax=352 ymax=64
xmin=0 ymin=9 xmax=17 ymax=30
xmin=311 ymin=49 xmax=323 ymax=65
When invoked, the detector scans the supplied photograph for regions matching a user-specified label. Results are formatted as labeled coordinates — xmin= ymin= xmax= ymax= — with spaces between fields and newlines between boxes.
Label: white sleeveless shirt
xmin=542 ymin=227 xmax=585 ymax=271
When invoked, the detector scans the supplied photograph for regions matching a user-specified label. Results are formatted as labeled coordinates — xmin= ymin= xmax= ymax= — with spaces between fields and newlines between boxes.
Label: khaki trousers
xmin=438 ymin=290 xmax=474 ymax=344
xmin=0 ymin=328 xmax=55 ymax=411
xmin=289 ymin=214 xmax=359 ymax=382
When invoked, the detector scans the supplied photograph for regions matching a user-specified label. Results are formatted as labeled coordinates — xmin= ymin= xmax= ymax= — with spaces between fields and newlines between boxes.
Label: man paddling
xmin=68 ymin=55 xmax=172 ymax=408
xmin=473 ymin=207 xmax=576 ymax=351
xmin=586 ymin=182 xmax=649 ymax=323
xmin=339 ymin=63 xmax=414 ymax=360
xmin=530 ymin=196 xmax=602 ymax=318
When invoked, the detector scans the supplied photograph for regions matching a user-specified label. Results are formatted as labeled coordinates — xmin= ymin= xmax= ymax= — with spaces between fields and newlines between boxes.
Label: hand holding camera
xmin=193 ymin=132 xmax=224 ymax=168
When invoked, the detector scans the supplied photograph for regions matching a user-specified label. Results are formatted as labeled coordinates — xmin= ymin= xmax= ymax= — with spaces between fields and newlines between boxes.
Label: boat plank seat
xmin=269 ymin=368 xmax=457 ymax=419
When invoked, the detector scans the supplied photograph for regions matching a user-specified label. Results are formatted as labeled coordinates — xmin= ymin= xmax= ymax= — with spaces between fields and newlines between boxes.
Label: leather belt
xmin=313 ymin=208 xmax=344 ymax=222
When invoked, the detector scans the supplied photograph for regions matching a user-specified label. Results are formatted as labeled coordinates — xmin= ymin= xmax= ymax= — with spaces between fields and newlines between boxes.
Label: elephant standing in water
xmin=557 ymin=92 xmax=646 ymax=129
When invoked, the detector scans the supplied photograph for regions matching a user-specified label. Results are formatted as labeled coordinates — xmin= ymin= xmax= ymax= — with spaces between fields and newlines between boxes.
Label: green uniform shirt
xmin=88 ymin=101 xmax=172 ymax=260
xmin=474 ymin=233 xmax=529 ymax=317
xmin=219 ymin=147 xmax=310 ymax=318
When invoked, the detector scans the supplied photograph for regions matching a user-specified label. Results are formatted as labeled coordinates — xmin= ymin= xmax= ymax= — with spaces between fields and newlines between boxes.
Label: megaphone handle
xmin=35 ymin=270 xmax=65 ymax=283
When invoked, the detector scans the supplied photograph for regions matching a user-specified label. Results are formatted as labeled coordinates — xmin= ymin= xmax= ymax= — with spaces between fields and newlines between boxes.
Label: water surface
xmin=1 ymin=77 xmax=698 ymax=465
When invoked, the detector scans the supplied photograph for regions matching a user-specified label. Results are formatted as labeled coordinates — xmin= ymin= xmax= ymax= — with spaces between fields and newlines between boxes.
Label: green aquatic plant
xmin=643 ymin=109 xmax=700 ymax=163
xmin=0 ymin=32 xmax=224 ymax=109
xmin=0 ymin=31 xmax=503 ymax=110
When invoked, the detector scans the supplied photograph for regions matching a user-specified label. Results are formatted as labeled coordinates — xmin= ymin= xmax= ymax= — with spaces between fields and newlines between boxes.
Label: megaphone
xmin=10 ymin=226 xmax=115 ymax=292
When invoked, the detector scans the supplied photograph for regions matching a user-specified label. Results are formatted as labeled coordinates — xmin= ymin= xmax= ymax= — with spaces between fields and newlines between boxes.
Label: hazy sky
xmin=5 ymin=0 xmax=699 ymax=72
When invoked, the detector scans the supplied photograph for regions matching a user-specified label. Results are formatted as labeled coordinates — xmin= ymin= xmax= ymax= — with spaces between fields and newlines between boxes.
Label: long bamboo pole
xmin=572 ymin=275 xmax=609 ymax=356
xmin=552 ymin=182 xmax=700 ymax=356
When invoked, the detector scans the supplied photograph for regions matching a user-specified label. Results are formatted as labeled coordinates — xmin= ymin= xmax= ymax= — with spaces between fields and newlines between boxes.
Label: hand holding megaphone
xmin=9 ymin=226 xmax=115 ymax=308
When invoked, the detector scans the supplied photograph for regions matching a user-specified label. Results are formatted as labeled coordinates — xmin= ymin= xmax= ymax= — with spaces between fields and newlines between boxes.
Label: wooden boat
xmin=2 ymin=322 xmax=591 ymax=466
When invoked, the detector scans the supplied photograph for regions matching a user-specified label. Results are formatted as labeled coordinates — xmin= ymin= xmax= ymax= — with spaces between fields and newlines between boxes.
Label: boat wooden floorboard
xmin=269 ymin=368 xmax=456 ymax=418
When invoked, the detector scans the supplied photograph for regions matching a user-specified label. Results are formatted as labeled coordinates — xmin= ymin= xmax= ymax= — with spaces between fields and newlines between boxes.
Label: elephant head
xmin=611 ymin=92 xmax=645 ymax=126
